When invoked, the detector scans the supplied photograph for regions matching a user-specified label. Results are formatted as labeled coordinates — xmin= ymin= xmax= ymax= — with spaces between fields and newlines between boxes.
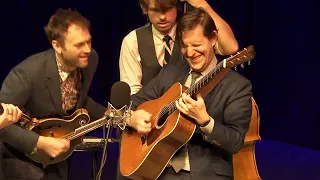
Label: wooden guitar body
xmin=27 ymin=109 xmax=90 ymax=168
xmin=120 ymin=83 xmax=196 ymax=180
xmin=233 ymin=98 xmax=261 ymax=180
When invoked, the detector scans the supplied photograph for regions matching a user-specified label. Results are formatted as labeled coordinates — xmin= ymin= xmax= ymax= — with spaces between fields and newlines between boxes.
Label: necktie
xmin=190 ymin=71 xmax=202 ymax=86
xmin=169 ymin=71 xmax=202 ymax=173
xmin=163 ymin=35 xmax=172 ymax=64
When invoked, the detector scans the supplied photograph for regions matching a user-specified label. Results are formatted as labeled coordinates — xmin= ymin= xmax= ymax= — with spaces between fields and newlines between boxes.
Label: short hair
xmin=44 ymin=8 xmax=91 ymax=45
xmin=177 ymin=7 xmax=217 ymax=45
xmin=139 ymin=0 xmax=183 ymax=19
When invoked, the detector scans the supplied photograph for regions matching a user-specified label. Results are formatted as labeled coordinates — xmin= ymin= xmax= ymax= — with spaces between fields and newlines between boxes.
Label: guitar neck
xmin=186 ymin=60 xmax=228 ymax=97
xmin=164 ymin=59 xmax=229 ymax=114
xmin=164 ymin=45 xmax=256 ymax=114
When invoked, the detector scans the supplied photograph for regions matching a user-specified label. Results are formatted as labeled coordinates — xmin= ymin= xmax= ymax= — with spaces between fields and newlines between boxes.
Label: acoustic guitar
xmin=120 ymin=45 xmax=256 ymax=180
xmin=20 ymin=105 xmax=127 ymax=168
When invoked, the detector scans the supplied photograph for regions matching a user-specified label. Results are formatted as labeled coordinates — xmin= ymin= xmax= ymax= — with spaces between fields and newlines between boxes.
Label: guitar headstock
xmin=223 ymin=45 xmax=256 ymax=69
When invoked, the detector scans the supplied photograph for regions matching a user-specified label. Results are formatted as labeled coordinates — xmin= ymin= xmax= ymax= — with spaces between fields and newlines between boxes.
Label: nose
xmin=83 ymin=43 xmax=91 ymax=54
xmin=185 ymin=47 xmax=195 ymax=58
xmin=159 ymin=13 xmax=166 ymax=21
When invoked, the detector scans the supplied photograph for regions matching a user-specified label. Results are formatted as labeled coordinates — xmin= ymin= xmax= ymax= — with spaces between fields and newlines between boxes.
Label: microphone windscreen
xmin=110 ymin=81 xmax=131 ymax=109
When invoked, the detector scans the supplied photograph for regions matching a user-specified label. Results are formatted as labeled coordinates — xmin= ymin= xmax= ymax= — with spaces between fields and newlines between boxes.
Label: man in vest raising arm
xmin=119 ymin=0 xmax=239 ymax=95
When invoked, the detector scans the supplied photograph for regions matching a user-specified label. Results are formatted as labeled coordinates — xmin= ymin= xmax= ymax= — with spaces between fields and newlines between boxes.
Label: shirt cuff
xmin=31 ymin=147 xmax=38 ymax=155
xmin=214 ymin=41 xmax=223 ymax=55
xmin=200 ymin=117 xmax=215 ymax=135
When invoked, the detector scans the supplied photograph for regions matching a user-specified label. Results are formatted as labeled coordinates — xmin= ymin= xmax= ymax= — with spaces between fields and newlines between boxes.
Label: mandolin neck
xmin=63 ymin=116 xmax=108 ymax=140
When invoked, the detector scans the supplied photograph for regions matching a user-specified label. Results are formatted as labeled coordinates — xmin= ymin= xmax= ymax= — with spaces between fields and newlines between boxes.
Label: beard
xmin=61 ymin=52 xmax=88 ymax=70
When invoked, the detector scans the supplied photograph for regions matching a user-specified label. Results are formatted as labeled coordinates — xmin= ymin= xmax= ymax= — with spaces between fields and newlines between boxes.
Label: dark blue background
xmin=1 ymin=0 xmax=319 ymax=179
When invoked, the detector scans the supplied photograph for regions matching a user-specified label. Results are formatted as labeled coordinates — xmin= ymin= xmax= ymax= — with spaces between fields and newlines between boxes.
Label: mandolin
xmin=21 ymin=104 xmax=129 ymax=168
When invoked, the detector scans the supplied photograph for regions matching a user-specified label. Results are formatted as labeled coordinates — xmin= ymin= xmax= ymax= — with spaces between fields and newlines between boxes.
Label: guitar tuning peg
xmin=240 ymin=64 xmax=245 ymax=68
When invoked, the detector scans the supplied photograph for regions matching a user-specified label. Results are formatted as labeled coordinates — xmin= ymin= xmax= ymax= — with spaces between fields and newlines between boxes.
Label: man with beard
xmin=0 ymin=9 xmax=107 ymax=180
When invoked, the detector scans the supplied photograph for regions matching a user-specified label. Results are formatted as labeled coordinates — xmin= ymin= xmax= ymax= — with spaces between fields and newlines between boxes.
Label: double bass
xmin=233 ymin=97 xmax=261 ymax=180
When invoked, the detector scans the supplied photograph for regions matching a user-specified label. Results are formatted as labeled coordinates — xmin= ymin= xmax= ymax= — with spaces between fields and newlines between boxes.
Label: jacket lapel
xmin=45 ymin=49 xmax=64 ymax=116
xmin=177 ymin=60 xmax=191 ymax=85
xmin=76 ymin=67 xmax=88 ymax=109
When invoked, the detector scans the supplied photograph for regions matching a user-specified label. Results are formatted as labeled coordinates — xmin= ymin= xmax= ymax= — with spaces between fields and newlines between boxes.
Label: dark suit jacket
xmin=0 ymin=48 xmax=106 ymax=179
xmin=128 ymin=60 xmax=252 ymax=180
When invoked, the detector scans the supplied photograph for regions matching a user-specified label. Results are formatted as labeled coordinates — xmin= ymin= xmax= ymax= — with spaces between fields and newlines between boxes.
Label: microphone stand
xmin=95 ymin=102 xmax=132 ymax=180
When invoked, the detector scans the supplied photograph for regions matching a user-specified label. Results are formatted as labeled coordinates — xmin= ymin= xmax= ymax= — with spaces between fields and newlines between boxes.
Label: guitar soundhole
xmin=157 ymin=110 xmax=169 ymax=127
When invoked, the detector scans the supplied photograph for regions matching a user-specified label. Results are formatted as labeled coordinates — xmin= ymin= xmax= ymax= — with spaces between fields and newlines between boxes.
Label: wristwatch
xmin=200 ymin=119 xmax=211 ymax=127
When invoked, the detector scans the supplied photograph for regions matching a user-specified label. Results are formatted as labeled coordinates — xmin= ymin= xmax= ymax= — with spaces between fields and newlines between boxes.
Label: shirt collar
xmin=189 ymin=55 xmax=218 ymax=76
xmin=151 ymin=23 xmax=177 ymax=42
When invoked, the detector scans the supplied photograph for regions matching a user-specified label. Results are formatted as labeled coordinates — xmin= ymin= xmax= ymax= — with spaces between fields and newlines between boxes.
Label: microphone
xmin=80 ymin=81 xmax=131 ymax=145
xmin=78 ymin=81 xmax=131 ymax=138
xmin=110 ymin=81 xmax=131 ymax=109
xmin=94 ymin=81 xmax=131 ymax=180
xmin=105 ymin=81 xmax=132 ymax=130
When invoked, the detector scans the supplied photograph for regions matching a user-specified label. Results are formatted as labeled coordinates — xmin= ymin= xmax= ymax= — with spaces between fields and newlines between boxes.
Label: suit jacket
xmin=128 ymin=60 xmax=252 ymax=180
xmin=0 ymin=48 xmax=106 ymax=179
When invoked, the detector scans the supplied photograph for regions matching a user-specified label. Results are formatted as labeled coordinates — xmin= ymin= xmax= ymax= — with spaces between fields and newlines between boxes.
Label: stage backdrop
xmin=1 ymin=0 xmax=319 ymax=179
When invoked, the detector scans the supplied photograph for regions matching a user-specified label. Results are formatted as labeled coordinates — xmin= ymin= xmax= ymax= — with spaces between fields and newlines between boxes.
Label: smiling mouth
xmin=79 ymin=56 xmax=88 ymax=61
xmin=191 ymin=56 xmax=201 ymax=62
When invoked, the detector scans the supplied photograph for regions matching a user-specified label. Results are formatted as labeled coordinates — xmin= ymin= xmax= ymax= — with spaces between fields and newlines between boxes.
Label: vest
xmin=136 ymin=23 xmax=183 ymax=86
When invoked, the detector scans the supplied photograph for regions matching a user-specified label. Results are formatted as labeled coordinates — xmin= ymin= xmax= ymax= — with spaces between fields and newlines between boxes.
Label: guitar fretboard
xmin=157 ymin=59 xmax=226 ymax=119
xmin=157 ymin=45 xmax=255 ymax=120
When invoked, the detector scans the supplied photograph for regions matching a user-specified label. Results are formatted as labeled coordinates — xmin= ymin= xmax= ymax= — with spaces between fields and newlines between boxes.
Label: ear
xmin=52 ymin=40 xmax=63 ymax=54
xmin=210 ymin=30 xmax=218 ymax=47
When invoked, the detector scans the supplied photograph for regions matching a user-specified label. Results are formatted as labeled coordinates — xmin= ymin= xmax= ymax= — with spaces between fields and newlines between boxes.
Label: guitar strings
xmin=60 ymin=116 xmax=107 ymax=140
xmin=156 ymin=61 xmax=224 ymax=119
xmin=156 ymin=48 xmax=253 ymax=119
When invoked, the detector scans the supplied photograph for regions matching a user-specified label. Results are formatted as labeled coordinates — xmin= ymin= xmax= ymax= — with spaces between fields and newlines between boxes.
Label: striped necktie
xmin=163 ymin=35 xmax=172 ymax=64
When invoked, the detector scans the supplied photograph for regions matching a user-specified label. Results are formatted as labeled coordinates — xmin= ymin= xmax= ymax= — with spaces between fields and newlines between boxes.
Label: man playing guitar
xmin=120 ymin=8 xmax=252 ymax=180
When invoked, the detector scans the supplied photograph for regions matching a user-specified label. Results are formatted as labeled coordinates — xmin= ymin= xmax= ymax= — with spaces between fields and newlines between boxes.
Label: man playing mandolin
xmin=0 ymin=9 xmax=107 ymax=180
xmin=120 ymin=8 xmax=253 ymax=180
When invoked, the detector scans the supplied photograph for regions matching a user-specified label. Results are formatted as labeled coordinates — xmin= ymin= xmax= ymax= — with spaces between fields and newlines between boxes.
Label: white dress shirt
xmin=119 ymin=24 xmax=176 ymax=95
